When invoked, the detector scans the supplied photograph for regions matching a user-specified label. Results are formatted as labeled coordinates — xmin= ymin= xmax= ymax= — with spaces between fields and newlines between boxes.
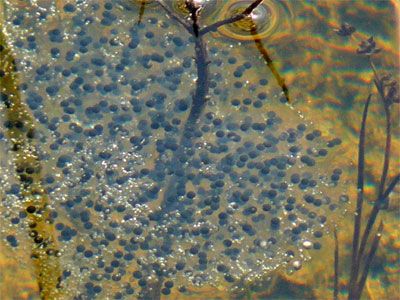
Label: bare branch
xmin=156 ymin=1 xmax=210 ymax=213
xmin=185 ymin=0 xmax=200 ymax=37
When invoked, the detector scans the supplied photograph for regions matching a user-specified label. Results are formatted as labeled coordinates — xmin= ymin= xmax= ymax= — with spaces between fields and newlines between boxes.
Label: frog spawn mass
xmin=0 ymin=1 xmax=348 ymax=298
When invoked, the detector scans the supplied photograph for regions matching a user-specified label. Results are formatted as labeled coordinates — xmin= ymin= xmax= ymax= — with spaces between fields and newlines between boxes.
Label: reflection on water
xmin=0 ymin=1 xmax=398 ymax=299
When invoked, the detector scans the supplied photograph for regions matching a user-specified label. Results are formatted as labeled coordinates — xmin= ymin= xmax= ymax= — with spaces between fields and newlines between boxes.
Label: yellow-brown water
xmin=0 ymin=1 xmax=399 ymax=299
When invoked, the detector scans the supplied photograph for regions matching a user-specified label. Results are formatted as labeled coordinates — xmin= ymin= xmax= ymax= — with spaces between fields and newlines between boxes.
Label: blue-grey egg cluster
xmin=0 ymin=1 xmax=349 ymax=298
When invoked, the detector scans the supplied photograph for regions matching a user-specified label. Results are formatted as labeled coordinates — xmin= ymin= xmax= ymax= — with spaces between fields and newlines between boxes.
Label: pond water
xmin=0 ymin=1 xmax=398 ymax=299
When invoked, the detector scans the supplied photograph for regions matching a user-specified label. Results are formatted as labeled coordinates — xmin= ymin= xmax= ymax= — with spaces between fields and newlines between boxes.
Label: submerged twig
xmin=160 ymin=0 xmax=209 ymax=208
xmin=250 ymin=23 xmax=290 ymax=102
xmin=145 ymin=1 xmax=265 ymax=294
xmin=161 ymin=0 xmax=211 ymax=212
xmin=137 ymin=0 xmax=147 ymax=25
xmin=185 ymin=0 xmax=200 ymax=37
xmin=157 ymin=0 xmax=264 ymax=213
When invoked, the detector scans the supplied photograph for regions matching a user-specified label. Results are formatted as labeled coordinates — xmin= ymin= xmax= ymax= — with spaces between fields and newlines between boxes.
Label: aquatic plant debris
xmin=1 ymin=1 xmax=350 ymax=298
xmin=351 ymin=37 xmax=399 ymax=296
xmin=333 ymin=22 xmax=356 ymax=37
xmin=332 ymin=29 xmax=400 ymax=300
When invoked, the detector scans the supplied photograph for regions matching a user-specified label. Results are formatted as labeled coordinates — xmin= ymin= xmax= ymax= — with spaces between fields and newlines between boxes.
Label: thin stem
xmin=348 ymin=93 xmax=372 ymax=299
xmin=250 ymin=23 xmax=290 ymax=102
xmin=369 ymin=57 xmax=391 ymax=199
xmin=354 ymin=221 xmax=384 ymax=300
xmin=199 ymin=0 xmax=264 ymax=36
xmin=369 ymin=59 xmax=380 ymax=85
xmin=381 ymin=173 xmax=400 ymax=201
xmin=378 ymin=100 xmax=392 ymax=198
xmin=137 ymin=0 xmax=147 ymax=25
xmin=334 ymin=228 xmax=339 ymax=300
xmin=357 ymin=65 xmax=392 ymax=271
xmin=370 ymin=58 xmax=392 ymax=201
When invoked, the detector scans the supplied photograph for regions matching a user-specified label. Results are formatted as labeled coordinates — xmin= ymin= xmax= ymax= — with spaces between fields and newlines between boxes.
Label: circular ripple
xmin=217 ymin=0 xmax=292 ymax=41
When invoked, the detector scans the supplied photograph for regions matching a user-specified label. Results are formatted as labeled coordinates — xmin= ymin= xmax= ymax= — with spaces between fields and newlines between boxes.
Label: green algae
xmin=0 ymin=28 xmax=62 ymax=299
